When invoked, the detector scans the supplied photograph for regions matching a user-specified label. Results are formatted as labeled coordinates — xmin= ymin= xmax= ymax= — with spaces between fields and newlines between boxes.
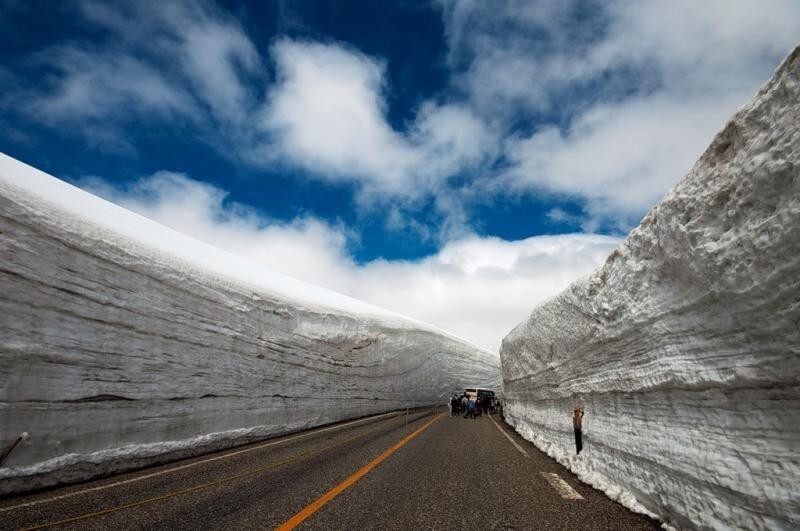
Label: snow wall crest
xmin=500 ymin=45 xmax=800 ymax=530
xmin=0 ymin=153 xmax=500 ymax=495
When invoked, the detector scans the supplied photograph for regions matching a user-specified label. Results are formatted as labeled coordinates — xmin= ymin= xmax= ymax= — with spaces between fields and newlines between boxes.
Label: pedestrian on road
xmin=573 ymin=406 xmax=584 ymax=455
xmin=465 ymin=397 xmax=477 ymax=419
xmin=475 ymin=397 xmax=483 ymax=417
xmin=461 ymin=394 xmax=468 ymax=415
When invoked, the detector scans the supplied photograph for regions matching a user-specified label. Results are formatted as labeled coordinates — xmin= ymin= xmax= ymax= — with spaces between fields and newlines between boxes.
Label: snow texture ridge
xmin=500 ymin=45 xmax=800 ymax=530
xmin=0 ymin=153 xmax=500 ymax=495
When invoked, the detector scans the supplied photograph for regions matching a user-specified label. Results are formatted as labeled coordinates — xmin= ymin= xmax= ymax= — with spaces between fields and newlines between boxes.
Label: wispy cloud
xmin=22 ymin=0 xmax=262 ymax=153
xmin=78 ymin=0 xmax=263 ymax=126
xmin=32 ymin=48 xmax=196 ymax=121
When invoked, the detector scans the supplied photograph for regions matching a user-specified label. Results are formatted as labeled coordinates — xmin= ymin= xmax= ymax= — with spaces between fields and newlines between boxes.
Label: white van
xmin=464 ymin=387 xmax=496 ymax=402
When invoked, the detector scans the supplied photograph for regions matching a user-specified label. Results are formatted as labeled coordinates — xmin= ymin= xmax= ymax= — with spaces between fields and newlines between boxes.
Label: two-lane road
xmin=1 ymin=409 xmax=659 ymax=530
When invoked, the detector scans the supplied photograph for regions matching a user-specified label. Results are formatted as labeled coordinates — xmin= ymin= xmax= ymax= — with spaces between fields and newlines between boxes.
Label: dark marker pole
xmin=0 ymin=432 xmax=29 ymax=466
xmin=573 ymin=407 xmax=583 ymax=455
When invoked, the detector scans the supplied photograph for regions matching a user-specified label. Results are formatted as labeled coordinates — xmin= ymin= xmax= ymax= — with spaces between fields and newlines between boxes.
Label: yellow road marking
xmin=2 ymin=410 xmax=402 ymax=514
xmin=20 ymin=412 xmax=423 ymax=530
xmin=277 ymin=413 xmax=444 ymax=531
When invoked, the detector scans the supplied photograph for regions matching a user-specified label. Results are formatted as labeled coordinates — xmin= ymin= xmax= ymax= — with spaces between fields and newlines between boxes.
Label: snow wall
xmin=0 ymin=154 xmax=500 ymax=496
xmin=500 ymin=46 xmax=800 ymax=530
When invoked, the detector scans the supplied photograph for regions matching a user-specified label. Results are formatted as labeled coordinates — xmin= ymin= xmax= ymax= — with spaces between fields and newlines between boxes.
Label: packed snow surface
xmin=501 ymin=46 xmax=800 ymax=530
xmin=0 ymin=153 xmax=500 ymax=495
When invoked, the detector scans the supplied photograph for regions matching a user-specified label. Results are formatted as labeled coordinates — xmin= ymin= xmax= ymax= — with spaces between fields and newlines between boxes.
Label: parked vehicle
xmin=464 ymin=387 xmax=497 ymax=414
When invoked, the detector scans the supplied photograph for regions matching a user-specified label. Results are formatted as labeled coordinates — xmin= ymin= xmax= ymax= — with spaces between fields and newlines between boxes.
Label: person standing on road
xmin=461 ymin=394 xmax=468 ymax=416
xmin=573 ymin=406 xmax=584 ymax=454
xmin=466 ymin=396 xmax=477 ymax=419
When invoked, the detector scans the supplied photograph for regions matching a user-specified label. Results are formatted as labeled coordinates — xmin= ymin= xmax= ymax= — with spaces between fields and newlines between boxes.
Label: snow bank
xmin=500 ymin=46 xmax=800 ymax=530
xmin=0 ymin=153 xmax=500 ymax=495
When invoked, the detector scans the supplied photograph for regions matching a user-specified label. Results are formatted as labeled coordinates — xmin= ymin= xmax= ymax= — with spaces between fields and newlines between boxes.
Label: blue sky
xmin=1 ymin=0 xmax=798 ymax=350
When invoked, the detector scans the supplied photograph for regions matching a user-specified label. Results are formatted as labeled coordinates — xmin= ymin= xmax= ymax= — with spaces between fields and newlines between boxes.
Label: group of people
xmin=447 ymin=393 xmax=585 ymax=455
xmin=448 ymin=393 xmax=496 ymax=419
xmin=448 ymin=393 xmax=585 ymax=455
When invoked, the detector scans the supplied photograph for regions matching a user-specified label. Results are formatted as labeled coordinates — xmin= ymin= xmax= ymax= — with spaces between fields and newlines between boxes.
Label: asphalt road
xmin=0 ymin=408 xmax=660 ymax=530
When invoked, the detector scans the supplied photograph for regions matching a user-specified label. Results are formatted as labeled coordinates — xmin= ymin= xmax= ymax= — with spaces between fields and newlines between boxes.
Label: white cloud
xmin=25 ymin=8 xmax=494 ymax=231
xmin=33 ymin=49 xmax=195 ymax=123
xmin=351 ymin=232 xmax=617 ymax=352
xmin=411 ymin=102 xmax=495 ymax=177
xmin=262 ymin=40 xmax=419 ymax=191
xmin=27 ymin=0 xmax=262 ymax=149
xmin=598 ymin=1 xmax=800 ymax=94
xmin=77 ymin=172 xmax=357 ymax=289
xmin=81 ymin=173 xmax=620 ymax=352
xmin=261 ymin=40 xmax=494 ymax=203
xmin=16 ymin=0 xmax=800 ymax=239
xmin=438 ymin=0 xmax=800 ymax=229
xmin=175 ymin=14 xmax=261 ymax=125
xmin=504 ymin=92 xmax=748 ymax=230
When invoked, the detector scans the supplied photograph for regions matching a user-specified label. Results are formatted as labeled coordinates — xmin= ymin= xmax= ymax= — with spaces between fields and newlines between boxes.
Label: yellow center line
xmin=2 ymin=410 xmax=403 ymax=514
xmin=277 ymin=413 xmax=444 ymax=531
xmin=22 ymin=412 xmax=429 ymax=531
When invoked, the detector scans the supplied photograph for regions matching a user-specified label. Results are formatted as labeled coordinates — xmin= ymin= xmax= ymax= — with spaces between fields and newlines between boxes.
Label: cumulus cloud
xmin=77 ymin=172 xmax=357 ymax=287
xmin=353 ymin=233 xmax=618 ymax=352
xmin=438 ymin=0 xmax=800 ymax=229
xmin=81 ymin=173 xmax=620 ymax=352
xmin=262 ymin=40 xmax=419 ymax=191
xmin=412 ymin=102 xmax=495 ymax=177
xmin=261 ymin=39 xmax=494 ymax=204
xmin=503 ymin=93 xmax=747 ymax=230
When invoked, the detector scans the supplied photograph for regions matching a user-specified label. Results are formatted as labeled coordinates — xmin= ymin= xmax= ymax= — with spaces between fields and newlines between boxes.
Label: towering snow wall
xmin=0 ymin=154 xmax=500 ymax=495
xmin=500 ymin=46 xmax=800 ymax=530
